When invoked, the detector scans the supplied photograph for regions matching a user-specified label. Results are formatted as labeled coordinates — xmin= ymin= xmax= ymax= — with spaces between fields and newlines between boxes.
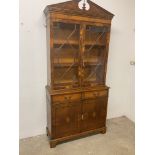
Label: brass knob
xmin=64 ymin=96 xmax=71 ymax=100
xmin=92 ymin=112 xmax=96 ymax=118
xmin=81 ymin=114 xmax=84 ymax=120
xmin=93 ymin=92 xmax=99 ymax=97
xmin=66 ymin=117 xmax=70 ymax=123
xmin=93 ymin=92 xmax=97 ymax=97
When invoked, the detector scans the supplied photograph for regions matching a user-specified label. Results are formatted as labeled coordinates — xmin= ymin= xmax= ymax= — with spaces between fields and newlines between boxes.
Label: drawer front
xmin=52 ymin=93 xmax=81 ymax=103
xmin=84 ymin=90 xmax=108 ymax=99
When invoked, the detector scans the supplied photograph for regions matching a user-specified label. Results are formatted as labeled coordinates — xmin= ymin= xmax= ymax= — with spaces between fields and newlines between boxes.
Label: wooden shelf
xmin=53 ymin=40 xmax=105 ymax=46
xmin=84 ymin=62 xmax=103 ymax=66
xmin=53 ymin=62 xmax=103 ymax=67
xmin=53 ymin=58 xmax=78 ymax=67
xmin=54 ymin=63 xmax=78 ymax=67
xmin=53 ymin=40 xmax=79 ymax=45
xmin=54 ymin=80 xmax=75 ymax=84
xmin=83 ymin=58 xmax=99 ymax=64
xmin=54 ymin=81 xmax=79 ymax=90
xmin=54 ymin=58 xmax=77 ymax=63
xmin=85 ymin=42 xmax=105 ymax=46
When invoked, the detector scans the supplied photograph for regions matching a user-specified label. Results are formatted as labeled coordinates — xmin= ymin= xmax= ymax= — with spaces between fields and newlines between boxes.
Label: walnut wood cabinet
xmin=44 ymin=0 xmax=114 ymax=148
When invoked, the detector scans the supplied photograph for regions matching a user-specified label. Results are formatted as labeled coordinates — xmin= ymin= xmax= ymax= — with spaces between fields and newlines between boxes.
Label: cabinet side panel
xmin=104 ymin=26 xmax=111 ymax=83
xmin=105 ymin=89 xmax=109 ymax=125
xmin=46 ymin=90 xmax=52 ymax=138
xmin=46 ymin=14 xmax=51 ymax=86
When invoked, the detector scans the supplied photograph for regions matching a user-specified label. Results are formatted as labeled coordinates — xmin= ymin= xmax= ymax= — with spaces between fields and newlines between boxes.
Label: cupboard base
xmin=47 ymin=127 xmax=106 ymax=148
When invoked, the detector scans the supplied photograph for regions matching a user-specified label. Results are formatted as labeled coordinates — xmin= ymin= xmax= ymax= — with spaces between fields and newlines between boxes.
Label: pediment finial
xmin=82 ymin=0 xmax=86 ymax=10
xmin=78 ymin=0 xmax=90 ymax=11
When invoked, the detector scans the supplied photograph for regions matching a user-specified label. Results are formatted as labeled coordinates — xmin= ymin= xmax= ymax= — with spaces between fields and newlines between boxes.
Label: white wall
xmin=19 ymin=0 xmax=135 ymax=139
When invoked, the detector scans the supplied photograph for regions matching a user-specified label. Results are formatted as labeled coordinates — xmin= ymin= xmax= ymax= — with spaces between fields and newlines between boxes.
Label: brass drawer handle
xmin=64 ymin=96 xmax=72 ymax=100
xmin=92 ymin=112 xmax=96 ymax=118
xmin=81 ymin=114 xmax=84 ymax=120
xmin=66 ymin=117 xmax=70 ymax=123
xmin=93 ymin=92 xmax=99 ymax=97
xmin=82 ymin=113 xmax=88 ymax=120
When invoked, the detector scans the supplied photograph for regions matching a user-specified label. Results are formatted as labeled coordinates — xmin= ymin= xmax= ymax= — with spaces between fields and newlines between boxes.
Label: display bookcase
xmin=44 ymin=0 xmax=114 ymax=147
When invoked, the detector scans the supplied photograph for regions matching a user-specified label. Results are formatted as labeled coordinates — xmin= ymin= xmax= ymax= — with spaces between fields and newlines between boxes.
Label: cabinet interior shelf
xmin=54 ymin=63 xmax=78 ymax=67
xmin=53 ymin=63 xmax=103 ymax=67
xmin=53 ymin=40 xmax=105 ymax=46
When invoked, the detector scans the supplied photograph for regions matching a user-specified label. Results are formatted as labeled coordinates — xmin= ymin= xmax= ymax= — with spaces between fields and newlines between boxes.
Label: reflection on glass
xmin=83 ymin=25 xmax=108 ymax=87
xmin=53 ymin=22 xmax=80 ymax=90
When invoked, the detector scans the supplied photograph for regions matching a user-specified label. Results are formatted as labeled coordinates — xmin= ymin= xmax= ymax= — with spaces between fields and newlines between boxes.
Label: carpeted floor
xmin=20 ymin=116 xmax=135 ymax=155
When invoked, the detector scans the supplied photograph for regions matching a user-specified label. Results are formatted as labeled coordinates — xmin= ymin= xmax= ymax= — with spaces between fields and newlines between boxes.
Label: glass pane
xmin=83 ymin=25 xmax=108 ymax=87
xmin=52 ymin=22 xmax=80 ymax=90
xmin=85 ymin=25 xmax=107 ymax=46
xmin=53 ymin=22 xmax=79 ymax=45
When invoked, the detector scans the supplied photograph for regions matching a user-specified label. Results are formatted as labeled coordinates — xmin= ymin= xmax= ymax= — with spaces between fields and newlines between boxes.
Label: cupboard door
xmin=82 ymin=25 xmax=110 ymax=87
xmin=52 ymin=21 xmax=80 ymax=90
xmin=81 ymin=96 xmax=107 ymax=131
xmin=53 ymin=101 xmax=80 ymax=138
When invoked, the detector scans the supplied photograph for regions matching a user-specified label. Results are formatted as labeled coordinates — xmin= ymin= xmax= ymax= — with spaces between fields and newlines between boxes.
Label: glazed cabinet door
xmin=53 ymin=101 xmax=81 ymax=138
xmin=51 ymin=21 xmax=80 ymax=90
xmin=81 ymin=93 xmax=108 ymax=131
xmin=82 ymin=24 xmax=110 ymax=87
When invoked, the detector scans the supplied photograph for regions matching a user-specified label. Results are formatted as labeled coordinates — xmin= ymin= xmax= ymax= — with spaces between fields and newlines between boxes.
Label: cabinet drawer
xmin=84 ymin=90 xmax=107 ymax=99
xmin=52 ymin=93 xmax=81 ymax=103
